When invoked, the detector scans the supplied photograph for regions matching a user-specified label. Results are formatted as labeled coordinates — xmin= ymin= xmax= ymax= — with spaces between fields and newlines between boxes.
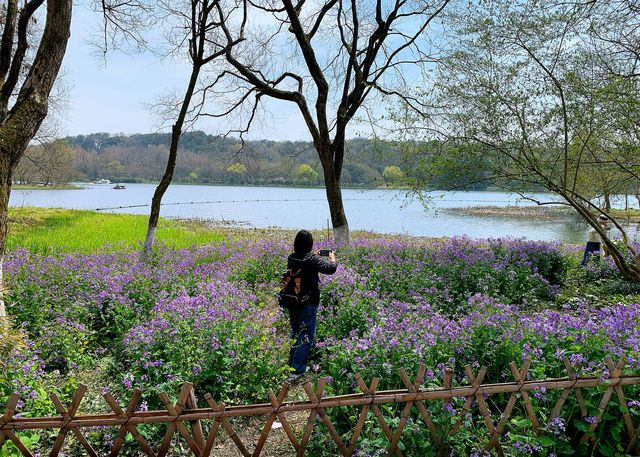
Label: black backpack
xmin=277 ymin=262 xmax=310 ymax=309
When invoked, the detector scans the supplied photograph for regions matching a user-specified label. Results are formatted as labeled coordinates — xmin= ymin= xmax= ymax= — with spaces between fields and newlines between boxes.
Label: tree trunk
xmin=325 ymin=173 xmax=351 ymax=246
xmin=140 ymin=57 xmax=202 ymax=261
xmin=0 ymin=157 xmax=9 ymax=318
xmin=313 ymin=133 xmax=350 ymax=245
xmin=322 ymin=159 xmax=350 ymax=246
xmin=0 ymin=0 xmax=73 ymax=317
xmin=141 ymin=124 xmax=180 ymax=260
xmin=603 ymin=191 xmax=611 ymax=210
xmin=625 ymin=193 xmax=628 ymax=212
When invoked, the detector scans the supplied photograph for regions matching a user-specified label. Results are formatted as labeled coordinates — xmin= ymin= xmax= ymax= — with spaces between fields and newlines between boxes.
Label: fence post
xmin=437 ymin=368 xmax=454 ymax=457
xmin=2 ymin=364 xmax=640 ymax=456
xmin=186 ymin=388 xmax=206 ymax=450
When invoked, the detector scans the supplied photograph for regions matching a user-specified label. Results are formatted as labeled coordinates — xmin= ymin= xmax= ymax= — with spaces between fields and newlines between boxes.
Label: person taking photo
xmin=284 ymin=229 xmax=337 ymax=380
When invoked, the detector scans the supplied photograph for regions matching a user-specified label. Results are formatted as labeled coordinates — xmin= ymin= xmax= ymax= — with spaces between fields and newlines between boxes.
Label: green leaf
xmin=599 ymin=441 xmax=614 ymax=456
xmin=536 ymin=435 xmax=556 ymax=447
xmin=556 ymin=442 xmax=575 ymax=454
xmin=510 ymin=418 xmax=531 ymax=428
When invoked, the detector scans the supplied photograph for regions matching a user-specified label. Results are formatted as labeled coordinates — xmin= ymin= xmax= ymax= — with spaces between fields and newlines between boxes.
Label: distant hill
xmin=62 ymin=131 xmax=410 ymax=188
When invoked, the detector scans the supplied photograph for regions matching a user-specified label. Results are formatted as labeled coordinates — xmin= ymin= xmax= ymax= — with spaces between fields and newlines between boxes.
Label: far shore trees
xmin=400 ymin=0 xmax=640 ymax=280
xmin=14 ymin=141 xmax=75 ymax=186
xmin=294 ymin=164 xmax=318 ymax=186
xmin=382 ymin=165 xmax=404 ymax=186
xmin=0 ymin=0 xmax=73 ymax=317
xmin=65 ymin=133 xmax=405 ymax=187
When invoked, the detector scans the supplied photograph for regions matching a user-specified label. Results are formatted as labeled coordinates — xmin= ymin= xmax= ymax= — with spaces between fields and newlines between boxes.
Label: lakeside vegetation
xmin=16 ymin=134 xmax=406 ymax=188
xmin=2 ymin=209 xmax=640 ymax=456
xmin=6 ymin=208 xmax=226 ymax=255
xmin=446 ymin=205 xmax=640 ymax=222
xmin=11 ymin=184 xmax=81 ymax=190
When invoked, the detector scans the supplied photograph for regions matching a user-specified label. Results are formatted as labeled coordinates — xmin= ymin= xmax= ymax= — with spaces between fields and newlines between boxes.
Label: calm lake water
xmin=9 ymin=183 xmax=635 ymax=243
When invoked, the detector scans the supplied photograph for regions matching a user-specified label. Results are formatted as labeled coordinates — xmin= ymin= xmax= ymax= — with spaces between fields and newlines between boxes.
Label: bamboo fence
xmin=1 ymin=355 xmax=640 ymax=457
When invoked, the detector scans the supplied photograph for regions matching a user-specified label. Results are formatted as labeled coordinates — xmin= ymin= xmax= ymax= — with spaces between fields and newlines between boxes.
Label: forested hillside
xmin=15 ymin=131 xmax=491 ymax=189
xmin=64 ymin=132 xmax=406 ymax=187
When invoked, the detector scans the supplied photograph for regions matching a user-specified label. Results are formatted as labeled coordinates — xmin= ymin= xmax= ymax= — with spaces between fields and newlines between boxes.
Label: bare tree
xmin=194 ymin=0 xmax=449 ymax=244
xmin=0 ymin=0 xmax=73 ymax=316
xmin=140 ymin=0 xmax=241 ymax=259
xmin=100 ymin=0 xmax=242 ymax=259
xmin=15 ymin=140 xmax=75 ymax=186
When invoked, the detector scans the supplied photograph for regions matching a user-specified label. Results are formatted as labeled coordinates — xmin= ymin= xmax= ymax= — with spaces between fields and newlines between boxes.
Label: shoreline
xmin=444 ymin=205 xmax=640 ymax=222
xmin=12 ymin=184 xmax=82 ymax=190
xmin=443 ymin=205 xmax=572 ymax=220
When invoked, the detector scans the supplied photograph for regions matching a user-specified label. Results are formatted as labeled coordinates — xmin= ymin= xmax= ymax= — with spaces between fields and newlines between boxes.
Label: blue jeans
xmin=581 ymin=241 xmax=601 ymax=266
xmin=288 ymin=303 xmax=317 ymax=375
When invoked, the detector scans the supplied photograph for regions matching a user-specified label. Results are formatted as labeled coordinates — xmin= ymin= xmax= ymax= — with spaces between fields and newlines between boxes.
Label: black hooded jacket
xmin=287 ymin=252 xmax=338 ymax=305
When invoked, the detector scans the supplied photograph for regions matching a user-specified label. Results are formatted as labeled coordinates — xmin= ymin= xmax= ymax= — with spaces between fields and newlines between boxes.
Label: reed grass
xmin=6 ymin=208 xmax=226 ymax=254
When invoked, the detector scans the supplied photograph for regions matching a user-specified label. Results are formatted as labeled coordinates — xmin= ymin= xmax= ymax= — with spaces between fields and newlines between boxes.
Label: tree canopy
xmin=397 ymin=0 xmax=640 ymax=280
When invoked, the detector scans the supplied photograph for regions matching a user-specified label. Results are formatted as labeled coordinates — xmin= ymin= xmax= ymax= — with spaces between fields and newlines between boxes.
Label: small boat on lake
xmin=113 ymin=184 xmax=126 ymax=189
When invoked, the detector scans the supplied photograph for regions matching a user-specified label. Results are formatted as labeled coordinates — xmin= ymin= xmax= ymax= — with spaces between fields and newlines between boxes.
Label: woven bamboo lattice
xmin=1 ymin=355 xmax=640 ymax=456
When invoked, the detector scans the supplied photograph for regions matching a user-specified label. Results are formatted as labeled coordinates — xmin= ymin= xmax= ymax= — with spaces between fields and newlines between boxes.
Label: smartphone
xmin=319 ymin=249 xmax=332 ymax=256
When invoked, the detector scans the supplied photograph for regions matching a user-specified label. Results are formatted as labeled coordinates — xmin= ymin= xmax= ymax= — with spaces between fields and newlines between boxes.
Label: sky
xmin=59 ymin=3 xmax=312 ymax=141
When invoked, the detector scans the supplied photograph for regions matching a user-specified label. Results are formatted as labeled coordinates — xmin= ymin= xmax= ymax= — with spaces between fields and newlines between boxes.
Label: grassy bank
xmin=6 ymin=208 xmax=229 ymax=254
xmin=6 ymin=208 xmax=406 ymax=254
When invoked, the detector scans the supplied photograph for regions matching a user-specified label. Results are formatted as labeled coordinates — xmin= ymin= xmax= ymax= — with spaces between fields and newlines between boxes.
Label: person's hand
xmin=329 ymin=251 xmax=336 ymax=262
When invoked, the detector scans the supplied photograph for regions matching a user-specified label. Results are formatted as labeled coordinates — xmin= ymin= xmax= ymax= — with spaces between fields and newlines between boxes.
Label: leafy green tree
xmin=382 ymin=165 xmax=404 ymax=186
xmin=227 ymin=163 xmax=247 ymax=174
xmin=400 ymin=0 xmax=640 ymax=280
xmin=106 ymin=160 xmax=126 ymax=179
xmin=566 ymin=129 xmax=629 ymax=211
xmin=226 ymin=163 xmax=247 ymax=184
xmin=294 ymin=164 xmax=318 ymax=186
xmin=344 ymin=163 xmax=381 ymax=187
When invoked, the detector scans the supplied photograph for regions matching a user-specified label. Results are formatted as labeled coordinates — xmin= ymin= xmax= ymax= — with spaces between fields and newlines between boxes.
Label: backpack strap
xmin=280 ymin=267 xmax=302 ymax=293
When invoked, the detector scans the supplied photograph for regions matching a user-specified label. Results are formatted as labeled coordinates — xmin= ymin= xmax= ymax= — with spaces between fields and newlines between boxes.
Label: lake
xmin=9 ymin=183 xmax=633 ymax=243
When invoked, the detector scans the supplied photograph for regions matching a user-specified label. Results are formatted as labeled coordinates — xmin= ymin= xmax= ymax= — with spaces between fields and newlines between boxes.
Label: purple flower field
xmin=2 ymin=235 xmax=639 ymax=455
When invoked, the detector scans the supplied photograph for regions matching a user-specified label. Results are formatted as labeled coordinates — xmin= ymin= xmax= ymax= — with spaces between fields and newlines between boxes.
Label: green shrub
xmin=600 ymin=279 xmax=640 ymax=296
